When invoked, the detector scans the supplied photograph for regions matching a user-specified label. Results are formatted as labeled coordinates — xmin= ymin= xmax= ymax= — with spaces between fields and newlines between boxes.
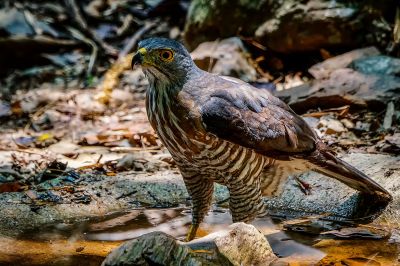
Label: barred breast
xmin=146 ymin=85 xmax=279 ymax=191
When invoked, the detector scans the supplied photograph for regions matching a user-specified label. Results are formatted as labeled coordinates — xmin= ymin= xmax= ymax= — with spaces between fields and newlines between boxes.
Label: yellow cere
xmin=138 ymin=48 xmax=147 ymax=55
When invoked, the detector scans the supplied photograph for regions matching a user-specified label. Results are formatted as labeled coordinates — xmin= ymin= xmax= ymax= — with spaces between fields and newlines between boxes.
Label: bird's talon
xmin=186 ymin=223 xmax=199 ymax=242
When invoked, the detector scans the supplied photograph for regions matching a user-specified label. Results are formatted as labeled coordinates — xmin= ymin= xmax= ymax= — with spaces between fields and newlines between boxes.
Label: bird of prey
xmin=131 ymin=37 xmax=392 ymax=241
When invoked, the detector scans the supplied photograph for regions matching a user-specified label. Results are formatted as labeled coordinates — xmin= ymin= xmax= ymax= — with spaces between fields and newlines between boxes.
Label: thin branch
xmin=64 ymin=0 xmax=117 ymax=56
xmin=118 ymin=20 xmax=158 ymax=60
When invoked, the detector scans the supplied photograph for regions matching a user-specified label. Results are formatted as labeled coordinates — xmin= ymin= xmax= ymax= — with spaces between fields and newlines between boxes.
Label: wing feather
xmin=200 ymin=78 xmax=317 ymax=157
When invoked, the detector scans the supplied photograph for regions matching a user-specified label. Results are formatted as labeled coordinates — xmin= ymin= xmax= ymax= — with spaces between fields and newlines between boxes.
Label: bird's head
xmin=132 ymin=37 xmax=198 ymax=85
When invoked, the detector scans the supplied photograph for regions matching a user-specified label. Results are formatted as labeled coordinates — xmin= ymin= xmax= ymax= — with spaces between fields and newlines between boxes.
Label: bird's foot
xmin=294 ymin=176 xmax=312 ymax=195
xmin=186 ymin=223 xmax=199 ymax=242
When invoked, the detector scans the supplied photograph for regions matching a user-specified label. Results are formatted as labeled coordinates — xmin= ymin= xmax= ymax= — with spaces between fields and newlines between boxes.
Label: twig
xmin=67 ymin=27 xmax=98 ymax=75
xmin=0 ymin=169 xmax=23 ymax=179
xmin=109 ymin=146 xmax=162 ymax=152
xmin=96 ymin=154 xmax=103 ymax=164
xmin=117 ymin=14 xmax=134 ymax=37
xmin=64 ymin=0 xmax=117 ymax=56
xmin=240 ymin=37 xmax=267 ymax=51
xmin=394 ymin=7 xmax=400 ymax=45
xmin=118 ymin=21 xmax=158 ymax=59
xmin=383 ymin=101 xmax=394 ymax=130
xmin=0 ymin=147 xmax=53 ymax=158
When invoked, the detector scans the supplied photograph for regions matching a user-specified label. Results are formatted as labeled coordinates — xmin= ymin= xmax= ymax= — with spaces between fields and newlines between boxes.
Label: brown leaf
xmin=0 ymin=182 xmax=23 ymax=193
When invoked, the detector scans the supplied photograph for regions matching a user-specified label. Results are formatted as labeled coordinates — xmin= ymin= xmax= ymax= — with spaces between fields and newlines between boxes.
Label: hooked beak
xmin=131 ymin=52 xmax=143 ymax=69
xmin=131 ymin=47 xmax=147 ymax=69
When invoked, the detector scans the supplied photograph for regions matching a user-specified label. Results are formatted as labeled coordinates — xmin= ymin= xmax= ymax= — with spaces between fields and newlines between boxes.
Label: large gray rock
xmin=102 ymin=223 xmax=277 ymax=266
xmin=101 ymin=231 xmax=231 ymax=266
xmin=184 ymin=0 xmax=395 ymax=53
xmin=0 ymin=170 xmax=189 ymax=237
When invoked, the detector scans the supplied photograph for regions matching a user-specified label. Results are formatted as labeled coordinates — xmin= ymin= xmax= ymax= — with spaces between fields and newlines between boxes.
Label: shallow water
xmin=0 ymin=207 xmax=399 ymax=266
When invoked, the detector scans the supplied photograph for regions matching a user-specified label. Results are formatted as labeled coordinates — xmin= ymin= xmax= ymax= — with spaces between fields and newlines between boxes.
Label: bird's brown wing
xmin=199 ymin=77 xmax=392 ymax=202
xmin=200 ymin=80 xmax=317 ymax=158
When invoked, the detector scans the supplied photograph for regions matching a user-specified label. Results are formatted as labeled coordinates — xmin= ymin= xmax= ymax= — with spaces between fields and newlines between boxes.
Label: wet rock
xmin=102 ymin=223 xmax=277 ymax=266
xmin=184 ymin=0 xmax=394 ymax=53
xmin=191 ymin=38 xmax=257 ymax=82
xmin=275 ymin=68 xmax=400 ymax=114
xmin=0 ymin=170 xmax=188 ymax=237
xmin=351 ymin=55 xmax=400 ymax=76
xmin=102 ymin=231 xmax=231 ymax=266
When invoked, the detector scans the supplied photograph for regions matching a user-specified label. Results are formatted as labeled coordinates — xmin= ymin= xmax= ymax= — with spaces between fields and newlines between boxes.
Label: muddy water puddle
xmin=0 ymin=208 xmax=399 ymax=266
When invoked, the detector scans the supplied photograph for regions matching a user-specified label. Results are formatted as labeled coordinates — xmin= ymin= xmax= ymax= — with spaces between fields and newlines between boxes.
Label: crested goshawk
xmin=131 ymin=38 xmax=392 ymax=241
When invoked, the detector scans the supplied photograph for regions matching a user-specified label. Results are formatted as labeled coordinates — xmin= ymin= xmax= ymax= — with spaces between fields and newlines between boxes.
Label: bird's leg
xmin=183 ymin=177 xmax=214 ymax=241
xmin=186 ymin=223 xmax=199 ymax=242
xmin=228 ymin=179 xmax=265 ymax=223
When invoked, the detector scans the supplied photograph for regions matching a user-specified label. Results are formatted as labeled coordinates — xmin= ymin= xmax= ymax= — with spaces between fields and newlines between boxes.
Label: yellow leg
xmin=186 ymin=223 xmax=199 ymax=241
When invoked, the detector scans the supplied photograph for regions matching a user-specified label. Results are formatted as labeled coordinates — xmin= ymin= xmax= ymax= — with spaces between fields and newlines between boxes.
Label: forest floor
xmin=0 ymin=0 xmax=399 ymax=264
xmin=0 ymin=50 xmax=399 ymax=265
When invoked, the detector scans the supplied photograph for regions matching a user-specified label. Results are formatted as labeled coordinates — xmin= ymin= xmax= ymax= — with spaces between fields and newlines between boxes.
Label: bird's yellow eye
xmin=159 ymin=50 xmax=174 ymax=62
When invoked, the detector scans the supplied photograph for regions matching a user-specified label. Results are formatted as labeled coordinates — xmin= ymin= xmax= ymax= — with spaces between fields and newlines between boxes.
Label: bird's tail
xmin=311 ymin=150 xmax=392 ymax=202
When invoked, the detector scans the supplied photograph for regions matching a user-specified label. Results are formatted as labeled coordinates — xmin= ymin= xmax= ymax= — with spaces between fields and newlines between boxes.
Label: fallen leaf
xmin=0 ymin=182 xmax=22 ymax=193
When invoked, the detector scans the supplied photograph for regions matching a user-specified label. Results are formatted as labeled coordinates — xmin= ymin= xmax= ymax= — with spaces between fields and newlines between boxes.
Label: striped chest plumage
xmin=145 ymin=84 xmax=271 ymax=185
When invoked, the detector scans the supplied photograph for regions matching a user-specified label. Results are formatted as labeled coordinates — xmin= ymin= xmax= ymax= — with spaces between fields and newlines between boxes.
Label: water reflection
xmin=1 ymin=207 xmax=398 ymax=266
xmin=86 ymin=209 xmax=190 ymax=241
